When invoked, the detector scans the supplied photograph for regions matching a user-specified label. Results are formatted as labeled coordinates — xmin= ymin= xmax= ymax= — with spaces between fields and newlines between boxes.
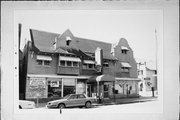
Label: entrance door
xmin=87 ymin=84 xmax=92 ymax=97
xmin=103 ymin=84 xmax=109 ymax=98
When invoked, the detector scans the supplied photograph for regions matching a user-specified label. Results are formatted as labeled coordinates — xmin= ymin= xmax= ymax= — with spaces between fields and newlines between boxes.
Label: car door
xmin=66 ymin=95 xmax=78 ymax=107
xmin=77 ymin=94 xmax=86 ymax=106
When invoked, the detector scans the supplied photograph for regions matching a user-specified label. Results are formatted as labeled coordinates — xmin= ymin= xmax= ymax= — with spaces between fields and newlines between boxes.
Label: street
xmin=35 ymin=99 xmax=161 ymax=114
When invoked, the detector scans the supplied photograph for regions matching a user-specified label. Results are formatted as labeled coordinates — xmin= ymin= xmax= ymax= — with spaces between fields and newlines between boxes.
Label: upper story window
xmin=44 ymin=60 xmax=50 ymax=66
xmin=36 ymin=55 xmax=52 ymax=66
xmin=121 ymin=67 xmax=130 ymax=72
xmin=59 ymin=56 xmax=80 ymax=67
xmin=154 ymin=70 xmax=157 ymax=74
xmin=122 ymin=50 xmax=127 ymax=54
xmin=59 ymin=60 xmax=79 ymax=67
xmin=103 ymin=62 xmax=109 ymax=67
xmin=121 ymin=46 xmax=129 ymax=54
xmin=83 ymin=63 xmax=95 ymax=70
xmin=37 ymin=60 xmax=43 ymax=65
xmin=121 ymin=62 xmax=131 ymax=73
xmin=66 ymin=36 xmax=72 ymax=46
xmin=83 ymin=60 xmax=95 ymax=70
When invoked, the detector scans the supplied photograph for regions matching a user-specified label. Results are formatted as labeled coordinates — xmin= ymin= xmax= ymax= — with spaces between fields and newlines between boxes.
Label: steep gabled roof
xmin=30 ymin=29 xmax=59 ymax=53
xmin=30 ymin=29 xmax=117 ymax=60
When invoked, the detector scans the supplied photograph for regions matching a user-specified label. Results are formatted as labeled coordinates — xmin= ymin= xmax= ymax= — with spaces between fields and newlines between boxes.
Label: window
xmin=37 ymin=60 xmax=50 ymax=66
xmin=78 ymin=94 xmax=85 ymax=99
xmin=83 ymin=64 xmax=88 ymax=69
xmin=73 ymin=62 xmax=78 ymax=67
xmin=59 ymin=60 xmax=79 ymax=67
xmin=48 ymin=81 xmax=62 ymax=98
xmin=122 ymin=50 xmax=127 ymax=54
xmin=44 ymin=60 xmax=50 ymax=66
xmin=83 ymin=63 xmax=95 ymax=69
xmin=88 ymin=64 xmax=93 ymax=69
xmin=66 ymin=40 xmax=70 ymax=46
xmin=66 ymin=61 xmax=72 ymax=67
xmin=103 ymin=62 xmax=109 ymax=67
xmin=69 ymin=95 xmax=77 ymax=99
xmin=37 ymin=60 xmax=43 ymax=65
xmin=121 ymin=67 xmax=129 ymax=72
xmin=60 ymin=61 xmax=65 ymax=66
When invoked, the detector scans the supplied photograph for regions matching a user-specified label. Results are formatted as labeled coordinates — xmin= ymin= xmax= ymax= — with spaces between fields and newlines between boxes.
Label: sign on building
xmin=26 ymin=77 xmax=47 ymax=99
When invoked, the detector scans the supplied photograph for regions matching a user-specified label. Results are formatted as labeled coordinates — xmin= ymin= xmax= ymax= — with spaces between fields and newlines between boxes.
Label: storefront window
xmin=63 ymin=86 xmax=75 ymax=96
xmin=48 ymin=80 xmax=62 ymax=98
xmin=63 ymin=78 xmax=76 ymax=97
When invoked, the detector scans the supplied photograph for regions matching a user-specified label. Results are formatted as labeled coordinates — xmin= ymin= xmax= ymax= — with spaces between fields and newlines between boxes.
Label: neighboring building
xmin=137 ymin=60 xmax=157 ymax=95
xmin=21 ymin=28 xmax=140 ymax=101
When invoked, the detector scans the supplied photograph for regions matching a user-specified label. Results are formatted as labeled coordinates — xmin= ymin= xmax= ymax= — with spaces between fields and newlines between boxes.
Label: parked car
xmin=19 ymin=100 xmax=35 ymax=109
xmin=47 ymin=94 xmax=97 ymax=109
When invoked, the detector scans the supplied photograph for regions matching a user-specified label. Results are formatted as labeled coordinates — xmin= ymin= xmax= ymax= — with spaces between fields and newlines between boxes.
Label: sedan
xmin=19 ymin=100 xmax=35 ymax=109
xmin=47 ymin=94 xmax=97 ymax=109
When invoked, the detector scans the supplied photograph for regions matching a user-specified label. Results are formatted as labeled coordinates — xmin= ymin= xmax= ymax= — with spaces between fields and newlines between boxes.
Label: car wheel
xmin=19 ymin=105 xmax=22 ymax=109
xmin=85 ymin=101 xmax=91 ymax=108
xmin=58 ymin=103 xmax=65 ymax=109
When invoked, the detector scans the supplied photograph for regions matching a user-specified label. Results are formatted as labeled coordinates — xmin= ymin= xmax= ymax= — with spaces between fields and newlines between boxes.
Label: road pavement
xmin=36 ymin=96 xmax=157 ymax=108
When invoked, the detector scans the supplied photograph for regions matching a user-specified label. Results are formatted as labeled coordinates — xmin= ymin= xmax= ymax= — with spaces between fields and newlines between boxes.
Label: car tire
xmin=85 ymin=101 xmax=91 ymax=108
xmin=58 ymin=103 xmax=65 ymax=109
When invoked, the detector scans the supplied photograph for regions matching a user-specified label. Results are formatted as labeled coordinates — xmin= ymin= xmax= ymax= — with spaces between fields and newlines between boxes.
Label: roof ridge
xmin=75 ymin=36 xmax=112 ymax=45
xmin=30 ymin=28 xmax=60 ymax=35
xmin=31 ymin=28 xmax=112 ymax=45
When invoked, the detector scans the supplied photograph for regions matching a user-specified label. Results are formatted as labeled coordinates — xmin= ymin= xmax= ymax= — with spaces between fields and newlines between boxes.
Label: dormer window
xmin=121 ymin=46 xmax=129 ymax=54
xmin=66 ymin=36 xmax=72 ymax=46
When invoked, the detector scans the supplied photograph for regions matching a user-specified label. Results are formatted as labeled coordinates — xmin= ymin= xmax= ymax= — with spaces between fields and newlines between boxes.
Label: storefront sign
xmin=29 ymin=78 xmax=46 ymax=89
xmin=26 ymin=77 xmax=47 ymax=99
xmin=50 ymin=81 xmax=59 ymax=87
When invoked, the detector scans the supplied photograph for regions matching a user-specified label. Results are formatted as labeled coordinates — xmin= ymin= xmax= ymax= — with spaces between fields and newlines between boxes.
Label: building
xmin=20 ymin=28 xmax=140 ymax=101
xmin=137 ymin=60 xmax=157 ymax=96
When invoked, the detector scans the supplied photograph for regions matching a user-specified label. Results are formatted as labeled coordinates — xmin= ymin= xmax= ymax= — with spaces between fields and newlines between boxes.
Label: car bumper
xmin=46 ymin=104 xmax=58 ymax=108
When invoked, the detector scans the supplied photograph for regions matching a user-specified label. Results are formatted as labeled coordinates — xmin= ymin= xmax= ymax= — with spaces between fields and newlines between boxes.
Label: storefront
xmin=115 ymin=77 xmax=140 ymax=97
xmin=25 ymin=74 xmax=89 ymax=99
xmin=87 ymin=74 xmax=115 ymax=99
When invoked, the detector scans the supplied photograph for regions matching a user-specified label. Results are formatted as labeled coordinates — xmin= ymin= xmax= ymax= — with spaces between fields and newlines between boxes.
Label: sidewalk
xmin=98 ymin=96 xmax=158 ymax=106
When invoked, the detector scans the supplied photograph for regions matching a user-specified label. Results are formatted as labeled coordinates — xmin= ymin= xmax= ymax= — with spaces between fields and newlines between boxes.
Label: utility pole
xmin=152 ymin=28 xmax=158 ymax=97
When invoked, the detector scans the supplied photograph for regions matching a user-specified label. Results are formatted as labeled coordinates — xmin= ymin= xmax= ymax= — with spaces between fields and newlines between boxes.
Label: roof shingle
xmin=30 ymin=29 xmax=117 ymax=60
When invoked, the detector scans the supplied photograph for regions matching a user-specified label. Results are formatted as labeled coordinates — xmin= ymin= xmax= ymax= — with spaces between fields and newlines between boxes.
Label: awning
xmin=83 ymin=60 xmax=95 ymax=64
xmin=121 ymin=46 xmax=129 ymax=50
xmin=36 ymin=55 xmax=52 ymax=61
xmin=88 ymin=74 xmax=115 ymax=83
xmin=121 ymin=62 xmax=132 ymax=68
xmin=116 ymin=77 xmax=141 ymax=81
xmin=59 ymin=56 xmax=81 ymax=62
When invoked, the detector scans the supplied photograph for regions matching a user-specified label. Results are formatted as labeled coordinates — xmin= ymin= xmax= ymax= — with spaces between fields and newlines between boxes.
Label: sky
xmin=14 ymin=10 xmax=163 ymax=62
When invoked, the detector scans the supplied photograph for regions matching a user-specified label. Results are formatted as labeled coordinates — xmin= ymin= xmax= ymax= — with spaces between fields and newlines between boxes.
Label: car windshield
xmin=63 ymin=94 xmax=71 ymax=99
